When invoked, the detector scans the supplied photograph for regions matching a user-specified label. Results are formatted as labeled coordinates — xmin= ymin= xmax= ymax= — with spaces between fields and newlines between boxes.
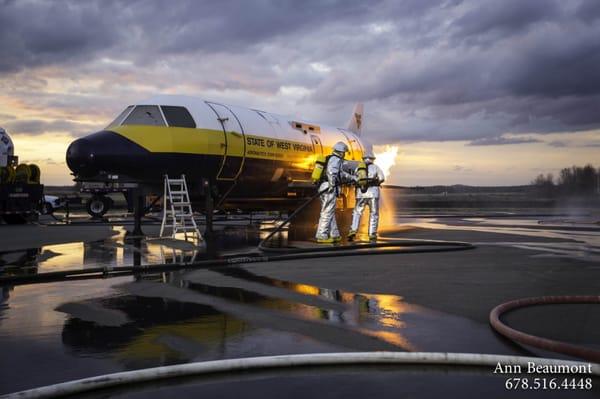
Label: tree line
xmin=532 ymin=165 xmax=599 ymax=196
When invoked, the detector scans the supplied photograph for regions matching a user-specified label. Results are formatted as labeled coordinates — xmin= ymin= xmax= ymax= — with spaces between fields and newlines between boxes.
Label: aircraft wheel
xmin=86 ymin=195 xmax=110 ymax=218
xmin=42 ymin=202 xmax=54 ymax=215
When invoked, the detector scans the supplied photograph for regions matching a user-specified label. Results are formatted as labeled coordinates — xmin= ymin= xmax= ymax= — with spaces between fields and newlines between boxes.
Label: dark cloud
xmin=1 ymin=0 xmax=599 ymax=144
xmin=575 ymin=0 xmax=600 ymax=23
xmin=309 ymin=1 xmax=600 ymax=140
xmin=452 ymin=0 xmax=561 ymax=42
xmin=0 ymin=0 xmax=119 ymax=73
xmin=0 ymin=0 xmax=380 ymax=72
xmin=467 ymin=136 xmax=541 ymax=146
xmin=145 ymin=0 xmax=380 ymax=55
xmin=502 ymin=36 xmax=600 ymax=99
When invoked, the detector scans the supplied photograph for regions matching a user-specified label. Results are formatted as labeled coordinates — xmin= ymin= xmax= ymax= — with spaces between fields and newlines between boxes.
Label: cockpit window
xmin=122 ymin=105 xmax=166 ymax=126
xmin=106 ymin=105 xmax=133 ymax=128
xmin=161 ymin=106 xmax=196 ymax=128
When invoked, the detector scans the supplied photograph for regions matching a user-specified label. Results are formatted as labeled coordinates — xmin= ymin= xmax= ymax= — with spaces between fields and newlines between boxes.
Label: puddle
xmin=0 ymin=227 xmax=204 ymax=273
xmin=52 ymin=265 xmax=519 ymax=366
xmin=0 ymin=223 xmax=290 ymax=277
xmin=182 ymin=266 xmax=519 ymax=354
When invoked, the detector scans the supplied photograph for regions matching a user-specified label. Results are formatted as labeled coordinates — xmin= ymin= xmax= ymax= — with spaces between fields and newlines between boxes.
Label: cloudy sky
xmin=1 ymin=0 xmax=599 ymax=186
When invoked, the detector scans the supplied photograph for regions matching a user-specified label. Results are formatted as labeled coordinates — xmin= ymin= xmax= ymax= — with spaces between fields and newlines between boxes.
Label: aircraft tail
xmin=347 ymin=103 xmax=363 ymax=135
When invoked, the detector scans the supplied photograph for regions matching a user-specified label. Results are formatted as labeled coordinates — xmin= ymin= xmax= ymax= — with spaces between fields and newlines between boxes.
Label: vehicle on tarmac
xmin=66 ymin=96 xmax=368 ymax=216
xmin=0 ymin=128 xmax=44 ymax=224
xmin=42 ymin=195 xmax=65 ymax=215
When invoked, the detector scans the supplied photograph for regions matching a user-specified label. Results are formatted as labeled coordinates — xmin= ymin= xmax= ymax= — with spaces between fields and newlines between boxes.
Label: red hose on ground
xmin=490 ymin=296 xmax=600 ymax=362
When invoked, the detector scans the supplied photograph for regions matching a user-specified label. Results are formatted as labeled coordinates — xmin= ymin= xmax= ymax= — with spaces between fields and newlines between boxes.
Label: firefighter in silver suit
xmin=348 ymin=151 xmax=385 ymax=241
xmin=315 ymin=141 xmax=355 ymax=243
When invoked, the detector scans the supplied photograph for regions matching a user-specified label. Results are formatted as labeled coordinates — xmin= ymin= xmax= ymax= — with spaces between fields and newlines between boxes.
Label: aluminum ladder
xmin=160 ymin=175 xmax=202 ymax=241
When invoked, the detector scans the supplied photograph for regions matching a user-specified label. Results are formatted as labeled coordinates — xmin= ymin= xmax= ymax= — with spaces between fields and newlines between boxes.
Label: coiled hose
xmin=490 ymin=296 xmax=600 ymax=362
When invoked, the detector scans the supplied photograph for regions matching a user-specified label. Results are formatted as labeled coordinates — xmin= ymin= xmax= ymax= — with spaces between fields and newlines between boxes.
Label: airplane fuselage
xmin=66 ymin=95 xmax=366 ymax=210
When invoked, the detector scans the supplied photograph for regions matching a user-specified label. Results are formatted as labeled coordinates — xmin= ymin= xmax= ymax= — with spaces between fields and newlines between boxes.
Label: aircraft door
xmin=207 ymin=102 xmax=246 ymax=180
xmin=339 ymin=130 xmax=361 ymax=160
xmin=310 ymin=135 xmax=323 ymax=155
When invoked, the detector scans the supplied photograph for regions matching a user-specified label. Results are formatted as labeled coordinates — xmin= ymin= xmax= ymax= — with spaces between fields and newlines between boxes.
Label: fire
xmin=374 ymin=145 xmax=399 ymax=180
xmin=374 ymin=145 xmax=399 ymax=232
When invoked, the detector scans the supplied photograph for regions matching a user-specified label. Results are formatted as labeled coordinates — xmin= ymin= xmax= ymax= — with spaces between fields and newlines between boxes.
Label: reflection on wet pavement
xmin=57 ymin=264 xmax=518 ymax=365
xmin=187 ymin=266 xmax=517 ymax=353
xmin=0 ymin=224 xmax=280 ymax=276
xmin=0 ymin=227 xmax=202 ymax=273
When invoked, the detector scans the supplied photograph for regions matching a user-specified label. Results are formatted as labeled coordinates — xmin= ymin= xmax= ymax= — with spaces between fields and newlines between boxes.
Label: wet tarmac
xmin=0 ymin=211 xmax=599 ymax=396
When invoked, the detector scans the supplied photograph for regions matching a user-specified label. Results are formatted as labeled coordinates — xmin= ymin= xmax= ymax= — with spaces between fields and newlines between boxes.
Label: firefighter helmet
xmin=332 ymin=141 xmax=348 ymax=155
xmin=363 ymin=150 xmax=376 ymax=160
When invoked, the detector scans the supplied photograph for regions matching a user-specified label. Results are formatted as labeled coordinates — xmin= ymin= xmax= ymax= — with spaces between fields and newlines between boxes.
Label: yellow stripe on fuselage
xmin=111 ymin=125 xmax=322 ymax=164
xmin=112 ymin=125 xmax=226 ymax=156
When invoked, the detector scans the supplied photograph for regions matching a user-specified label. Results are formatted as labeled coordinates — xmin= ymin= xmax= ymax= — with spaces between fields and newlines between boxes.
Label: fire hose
xmin=2 ymin=352 xmax=597 ymax=399
xmin=490 ymin=296 xmax=600 ymax=362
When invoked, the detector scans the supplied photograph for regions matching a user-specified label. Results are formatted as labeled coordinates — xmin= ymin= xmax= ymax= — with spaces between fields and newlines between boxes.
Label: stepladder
xmin=160 ymin=175 xmax=203 ymax=241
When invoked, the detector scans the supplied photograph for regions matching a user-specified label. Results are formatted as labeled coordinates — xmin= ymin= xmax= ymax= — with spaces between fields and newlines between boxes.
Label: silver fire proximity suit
xmin=350 ymin=162 xmax=385 ymax=238
xmin=315 ymin=153 xmax=354 ymax=241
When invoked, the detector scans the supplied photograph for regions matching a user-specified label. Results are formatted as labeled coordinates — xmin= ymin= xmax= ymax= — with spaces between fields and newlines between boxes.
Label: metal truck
xmin=0 ymin=127 xmax=44 ymax=224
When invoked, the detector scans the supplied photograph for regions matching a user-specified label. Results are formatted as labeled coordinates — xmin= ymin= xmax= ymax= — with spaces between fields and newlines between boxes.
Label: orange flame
xmin=374 ymin=145 xmax=399 ymax=232
xmin=374 ymin=145 xmax=399 ymax=179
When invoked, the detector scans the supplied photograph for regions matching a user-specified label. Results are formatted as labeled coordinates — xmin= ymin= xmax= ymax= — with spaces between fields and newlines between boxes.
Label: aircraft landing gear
xmin=86 ymin=195 xmax=112 ymax=218
xmin=131 ymin=192 xmax=145 ymax=237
